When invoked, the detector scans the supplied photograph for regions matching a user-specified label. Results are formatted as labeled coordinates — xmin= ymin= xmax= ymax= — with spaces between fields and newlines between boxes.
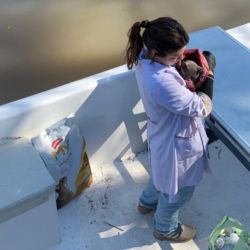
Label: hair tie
xmin=140 ymin=20 xmax=150 ymax=29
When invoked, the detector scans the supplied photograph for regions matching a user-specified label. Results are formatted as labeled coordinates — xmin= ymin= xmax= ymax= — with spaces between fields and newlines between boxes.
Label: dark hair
xmin=126 ymin=17 xmax=189 ymax=69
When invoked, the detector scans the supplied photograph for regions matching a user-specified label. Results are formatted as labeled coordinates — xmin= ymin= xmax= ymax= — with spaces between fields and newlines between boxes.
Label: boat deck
xmin=51 ymin=140 xmax=250 ymax=250
xmin=2 ymin=23 xmax=250 ymax=250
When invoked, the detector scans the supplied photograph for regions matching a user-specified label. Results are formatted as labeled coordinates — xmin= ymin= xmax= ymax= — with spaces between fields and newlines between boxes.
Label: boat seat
xmin=0 ymin=138 xmax=60 ymax=250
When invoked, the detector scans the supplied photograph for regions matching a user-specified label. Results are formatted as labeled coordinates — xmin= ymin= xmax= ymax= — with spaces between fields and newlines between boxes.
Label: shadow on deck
xmin=51 ymin=140 xmax=250 ymax=250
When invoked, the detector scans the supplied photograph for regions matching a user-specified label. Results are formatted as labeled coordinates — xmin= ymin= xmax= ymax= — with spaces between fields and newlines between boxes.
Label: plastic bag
xmin=32 ymin=115 xmax=92 ymax=208
xmin=209 ymin=216 xmax=250 ymax=250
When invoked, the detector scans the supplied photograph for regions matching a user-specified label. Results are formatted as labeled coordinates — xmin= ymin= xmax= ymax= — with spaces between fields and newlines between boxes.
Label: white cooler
xmin=0 ymin=138 xmax=60 ymax=250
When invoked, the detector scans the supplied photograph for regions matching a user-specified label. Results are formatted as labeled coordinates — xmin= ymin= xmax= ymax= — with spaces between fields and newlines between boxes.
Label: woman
xmin=126 ymin=17 xmax=215 ymax=242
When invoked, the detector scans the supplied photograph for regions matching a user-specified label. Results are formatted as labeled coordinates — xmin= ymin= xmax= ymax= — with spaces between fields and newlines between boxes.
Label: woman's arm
xmin=151 ymin=71 xmax=212 ymax=117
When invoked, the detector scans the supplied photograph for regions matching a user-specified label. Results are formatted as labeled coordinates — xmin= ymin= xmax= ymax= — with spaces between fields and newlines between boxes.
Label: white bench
xmin=0 ymin=138 xmax=59 ymax=250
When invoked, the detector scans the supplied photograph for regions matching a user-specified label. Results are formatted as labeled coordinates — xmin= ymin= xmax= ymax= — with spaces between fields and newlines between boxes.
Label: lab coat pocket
xmin=175 ymin=129 xmax=203 ymax=162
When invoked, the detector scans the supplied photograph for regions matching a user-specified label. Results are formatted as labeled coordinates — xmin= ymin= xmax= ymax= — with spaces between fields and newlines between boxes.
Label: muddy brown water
xmin=1 ymin=0 xmax=250 ymax=104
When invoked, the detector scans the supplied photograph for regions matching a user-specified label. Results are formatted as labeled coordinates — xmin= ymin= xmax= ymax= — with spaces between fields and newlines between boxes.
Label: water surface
xmin=1 ymin=0 xmax=250 ymax=104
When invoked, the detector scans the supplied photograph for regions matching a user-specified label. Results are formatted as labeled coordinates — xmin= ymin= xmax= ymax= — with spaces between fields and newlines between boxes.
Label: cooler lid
xmin=189 ymin=26 xmax=250 ymax=156
xmin=0 ymin=138 xmax=55 ymax=216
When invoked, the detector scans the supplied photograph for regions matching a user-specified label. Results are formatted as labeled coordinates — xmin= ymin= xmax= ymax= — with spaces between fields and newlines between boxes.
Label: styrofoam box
xmin=0 ymin=138 xmax=60 ymax=250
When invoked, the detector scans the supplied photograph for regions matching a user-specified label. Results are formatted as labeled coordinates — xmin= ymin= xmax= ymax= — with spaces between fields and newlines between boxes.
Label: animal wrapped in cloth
xmin=176 ymin=48 xmax=210 ymax=92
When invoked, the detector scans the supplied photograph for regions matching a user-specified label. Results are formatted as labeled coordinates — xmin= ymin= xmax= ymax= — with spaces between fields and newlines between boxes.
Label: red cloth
xmin=183 ymin=49 xmax=209 ymax=90
xmin=185 ymin=79 xmax=195 ymax=92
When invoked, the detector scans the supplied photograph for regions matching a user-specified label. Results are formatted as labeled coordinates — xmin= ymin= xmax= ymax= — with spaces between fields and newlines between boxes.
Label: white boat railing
xmin=0 ymin=65 xmax=147 ymax=168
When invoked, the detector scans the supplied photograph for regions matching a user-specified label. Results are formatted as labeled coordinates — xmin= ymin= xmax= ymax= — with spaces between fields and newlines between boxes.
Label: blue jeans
xmin=139 ymin=178 xmax=195 ymax=233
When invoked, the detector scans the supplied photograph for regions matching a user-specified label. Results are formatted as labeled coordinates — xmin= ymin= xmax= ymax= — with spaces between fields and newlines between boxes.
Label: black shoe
xmin=203 ymin=51 xmax=216 ymax=72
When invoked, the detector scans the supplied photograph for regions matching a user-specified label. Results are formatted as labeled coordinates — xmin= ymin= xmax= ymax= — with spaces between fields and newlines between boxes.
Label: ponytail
xmin=126 ymin=22 xmax=143 ymax=70
xmin=125 ymin=17 xmax=189 ymax=70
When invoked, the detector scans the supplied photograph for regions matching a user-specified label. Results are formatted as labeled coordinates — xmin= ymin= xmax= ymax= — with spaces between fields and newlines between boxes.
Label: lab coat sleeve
xmin=151 ymin=72 xmax=212 ymax=117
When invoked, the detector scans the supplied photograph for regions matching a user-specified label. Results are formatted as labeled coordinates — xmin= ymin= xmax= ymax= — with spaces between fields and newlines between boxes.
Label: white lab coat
xmin=135 ymin=51 xmax=211 ymax=201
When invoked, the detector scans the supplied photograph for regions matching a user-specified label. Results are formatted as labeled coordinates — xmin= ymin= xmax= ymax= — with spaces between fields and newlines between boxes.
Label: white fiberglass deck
xmin=49 ymin=24 xmax=250 ymax=250
xmin=1 ymin=23 xmax=250 ymax=250
xmin=51 ymin=140 xmax=250 ymax=250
